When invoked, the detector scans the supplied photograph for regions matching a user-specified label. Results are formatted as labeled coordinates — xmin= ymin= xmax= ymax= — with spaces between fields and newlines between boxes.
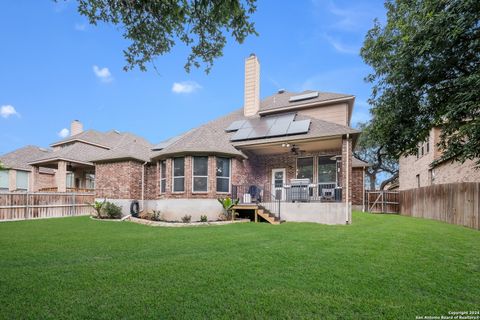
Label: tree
xmin=75 ymin=0 xmax=258 ymax=72
xmin=361 ymin=0 xmax=480 ymax=165
xmin=354 ymin=122 xmax=399 ymax=190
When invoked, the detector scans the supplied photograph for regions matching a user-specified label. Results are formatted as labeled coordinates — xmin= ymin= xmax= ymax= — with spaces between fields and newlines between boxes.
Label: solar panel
xmin=287 ymin=119 xmax=311 ymax=135
xmin=248 ymin=124 xmax=271 ymax=139
xmin=225 ymin=120 xmax=246 ymax=132
xmin=267 ymin=120 xmax=290 ymax=137
xmin=231 ymin=127 xmax=253 ymax=141
xmin=289 ymin=91 xmax=319 ymax=102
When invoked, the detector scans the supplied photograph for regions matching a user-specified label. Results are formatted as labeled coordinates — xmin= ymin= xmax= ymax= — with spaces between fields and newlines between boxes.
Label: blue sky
xmin=0 ymin=0 xmax=386 ymax=154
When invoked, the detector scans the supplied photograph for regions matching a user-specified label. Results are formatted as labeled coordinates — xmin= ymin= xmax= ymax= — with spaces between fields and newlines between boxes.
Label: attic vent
xmin=289 ymin=91 xmax=319 ymax=102
xmin=114 ymin=130 xmax=120 ymax=134
xmin=278 ymin=89 xmax=285 ymax=94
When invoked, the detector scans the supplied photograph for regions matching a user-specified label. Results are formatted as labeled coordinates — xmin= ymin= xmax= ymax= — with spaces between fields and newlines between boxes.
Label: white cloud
xmin=58 ymin=128 xmax=70 ymax=138
xmin=323 ymin=34 xmax=359 ymax=54
xmin=93 ymin=65 xmax=113 ymax=83
xmin=74 ymin=23 xmax=87 ymax=31
xmin=172 ymin=81 xmax=202 ymax=94
xmin=0 ymin=105 xmax=19 ymax=118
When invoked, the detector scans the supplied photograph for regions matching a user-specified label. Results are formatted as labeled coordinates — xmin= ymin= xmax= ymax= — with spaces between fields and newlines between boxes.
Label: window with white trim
xmin=0 ymin=170 xmax=8 ymax=190
xmin=16 ymin=171 xmax=29 ymax=191
xmin=160 ymin=160 xmax=167 ymax=193
xmin=193 ymin=156 xmax=208 ymax=192
xmin=85 ymin=173 xmax=95 ymax=190
xmin=172 ymin=157 xmax=185 ymax=192
xmin=66 ymin=172 xmax=74 ymax=188
xmin=216 ymin=157 xmax=230 ymax=193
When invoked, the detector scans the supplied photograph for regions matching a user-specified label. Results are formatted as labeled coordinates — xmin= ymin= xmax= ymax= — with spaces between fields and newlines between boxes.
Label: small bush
xmin=151 ymin=210 xmax=162 ymax=221
xmin=200 ymin=215 xmax=208 ymax=222
xmin=139 ymin=211 xmax=151 ymax=220
xmin=102 ymin=202 xmax=122 ymax=219
xmin=181 ymin=215 xmax=192 ymax=223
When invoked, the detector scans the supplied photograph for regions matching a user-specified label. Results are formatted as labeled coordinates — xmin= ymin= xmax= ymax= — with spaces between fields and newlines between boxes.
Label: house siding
xmin=297 ymin=102 xmax=349 ymax=126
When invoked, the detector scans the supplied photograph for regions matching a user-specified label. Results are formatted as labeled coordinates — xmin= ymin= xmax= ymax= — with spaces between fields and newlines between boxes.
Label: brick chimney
xmin=70 ymin=120 xmax=83 ymax=136
xmin=244 ymin=54 xmax=260 ymax=117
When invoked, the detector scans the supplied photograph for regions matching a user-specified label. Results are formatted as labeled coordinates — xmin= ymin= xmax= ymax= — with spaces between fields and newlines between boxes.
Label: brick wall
xmin=351 ymin=167 xmax=364 ymax=205
xmin=399 ymin=128 xmax=480 ymax=190
xmin=95 ymin=161 xmax=143 ymax=199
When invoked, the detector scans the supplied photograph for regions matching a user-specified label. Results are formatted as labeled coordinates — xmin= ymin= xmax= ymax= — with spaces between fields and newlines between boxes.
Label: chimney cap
xmin=249 ymin=53 xmax=256 ymax=57
xmin=278 ymin=89 xmax=285 ymax=94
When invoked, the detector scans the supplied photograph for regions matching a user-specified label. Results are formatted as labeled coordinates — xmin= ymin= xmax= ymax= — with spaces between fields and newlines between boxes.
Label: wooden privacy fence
xmin=400 ymin=182 xmax=479 ymax=230
xmin=366 ymin=190 xmax=400 ymax=213
xmin=0 ymin=192 xmax=95 ymax=221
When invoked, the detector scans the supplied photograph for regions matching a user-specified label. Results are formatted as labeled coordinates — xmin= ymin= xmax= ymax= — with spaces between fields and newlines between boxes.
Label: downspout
xmin=362 ymin=166 xmax=366 ymax=212
xmin=346 ymin=133 xmax=350 ymax=224
xmin=141 ymin=161 xmax=148 ymax=212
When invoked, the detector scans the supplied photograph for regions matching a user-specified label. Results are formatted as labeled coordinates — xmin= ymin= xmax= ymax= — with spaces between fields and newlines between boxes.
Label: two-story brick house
xmin=399 ymin=127 xmax=480 ymax=190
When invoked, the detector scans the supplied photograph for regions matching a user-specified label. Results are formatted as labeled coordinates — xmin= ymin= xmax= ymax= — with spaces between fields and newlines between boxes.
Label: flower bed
xmin=128 ymin=216 xmax=250 ymax=227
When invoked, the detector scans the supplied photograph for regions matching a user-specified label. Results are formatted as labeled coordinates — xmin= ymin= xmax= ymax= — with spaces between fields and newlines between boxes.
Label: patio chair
xmin=248 ymin=185 xmax=262 ymax=203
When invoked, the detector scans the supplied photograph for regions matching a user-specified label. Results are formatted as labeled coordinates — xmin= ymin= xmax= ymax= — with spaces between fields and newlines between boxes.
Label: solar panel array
xmin=289 ymin=91 xmax=319 ymax=102
xmin=227 ymin=114 xmax=311 ymax=141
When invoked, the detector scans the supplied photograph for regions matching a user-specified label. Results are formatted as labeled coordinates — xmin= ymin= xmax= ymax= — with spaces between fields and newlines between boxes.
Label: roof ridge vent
xmin=278 ymin=88 xmax=285 ymax=94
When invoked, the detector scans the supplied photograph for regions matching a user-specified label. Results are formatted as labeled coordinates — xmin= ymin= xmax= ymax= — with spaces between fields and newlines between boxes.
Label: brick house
xmin=0 ymin=146 xmax=55 ymax=192
xmin=399 ymin=127 xmax=480 ymax=190
xmin=1 ymin=54 xmax=369 ymax=224
xmin=90 ymin=54 xmax=369 ymax=224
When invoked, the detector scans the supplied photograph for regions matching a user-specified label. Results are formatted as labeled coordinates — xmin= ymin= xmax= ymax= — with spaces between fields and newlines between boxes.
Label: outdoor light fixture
xmin=281 ymin=143 xmax=291 ymax=148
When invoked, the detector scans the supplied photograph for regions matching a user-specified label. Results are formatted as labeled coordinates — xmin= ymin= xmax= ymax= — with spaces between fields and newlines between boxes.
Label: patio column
xmin=56 ymin=161 xmax=67 ymax=192
xmin=341 ymin=136 xmax=352 ymax=223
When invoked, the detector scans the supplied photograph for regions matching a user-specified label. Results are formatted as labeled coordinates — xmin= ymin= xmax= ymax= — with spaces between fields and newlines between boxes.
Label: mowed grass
xmin=0 ymin=212 xmax=479 ymax=319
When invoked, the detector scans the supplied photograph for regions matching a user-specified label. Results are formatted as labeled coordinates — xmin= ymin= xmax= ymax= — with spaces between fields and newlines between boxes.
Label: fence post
xmin=73 ymin=193 xmax=76 ymax=216
xmin=25 ymin=193 xmax=29 ymax=220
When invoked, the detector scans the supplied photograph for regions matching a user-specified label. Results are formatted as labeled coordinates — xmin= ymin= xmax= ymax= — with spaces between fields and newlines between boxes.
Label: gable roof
xmin=259 ymin=90 xmax=354 ymax=114
xmin=0 ymin=145 xmax=53 ymax=172
xmin=151 ymin=106 xmax=359 ymax=160
xmin=32 ymin=130 xmax=152 ymax=165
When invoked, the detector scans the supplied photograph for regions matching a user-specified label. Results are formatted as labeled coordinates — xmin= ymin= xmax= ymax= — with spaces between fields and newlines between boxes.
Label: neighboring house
xmin=91 ymin=54 xmax=368 ymax=224
xmin=0 ymin=146 xmax=54 ymax=192
xmin=27 ymin=120 xmax=152 ymax=193
xmin=399 ymin=127 xmax=480 ymax=190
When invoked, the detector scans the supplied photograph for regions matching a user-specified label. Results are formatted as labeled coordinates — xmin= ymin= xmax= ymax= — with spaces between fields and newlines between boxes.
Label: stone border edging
xmin=127 ymin=216 xmax=250 ymax=227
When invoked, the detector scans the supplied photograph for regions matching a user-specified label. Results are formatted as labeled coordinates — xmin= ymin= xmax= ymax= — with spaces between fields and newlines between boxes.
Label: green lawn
xmin=0 ymin=212 xmax=478 ymax=319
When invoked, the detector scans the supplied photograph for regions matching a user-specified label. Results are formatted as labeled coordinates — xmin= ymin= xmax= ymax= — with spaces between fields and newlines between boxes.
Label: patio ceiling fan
xmin=290 ymin=144 xmax=305 ymax=155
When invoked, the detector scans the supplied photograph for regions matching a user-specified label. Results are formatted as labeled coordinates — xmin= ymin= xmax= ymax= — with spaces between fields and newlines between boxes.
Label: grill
xmin=287 ymin=178 xmax=312 ymax=202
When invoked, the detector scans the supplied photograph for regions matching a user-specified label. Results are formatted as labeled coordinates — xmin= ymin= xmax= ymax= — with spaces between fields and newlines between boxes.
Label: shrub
xmin=151 ymin=210 xmax=162 ymax=221
xmin=200 ymin=215 xmax=208 ymax=222
xmin=89 ymin=200 xmax=106 ymax=218
xmin=102 ymin=202 xmax=122 ymax=219
xmin=217 ymin=197 xmax=239 ymax=220
xmin=181 ymin=215 xmax=192 ymax=223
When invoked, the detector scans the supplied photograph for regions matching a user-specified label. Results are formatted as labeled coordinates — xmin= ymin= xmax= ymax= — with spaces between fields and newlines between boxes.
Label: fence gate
xmin=366 ymin=190 xmax=400 ymax=213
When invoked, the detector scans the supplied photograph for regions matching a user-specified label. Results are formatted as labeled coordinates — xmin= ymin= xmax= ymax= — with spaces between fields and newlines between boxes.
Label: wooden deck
xmin=232 ymin=204 xmax=281 ymax=225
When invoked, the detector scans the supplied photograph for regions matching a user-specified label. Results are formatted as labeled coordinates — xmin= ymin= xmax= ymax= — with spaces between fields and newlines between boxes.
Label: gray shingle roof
xmin=259 ymin=90 xmax=354 ymax=113
xmin=0 ymin=146 xmax=54 ymax=172
xmin=151 ymin=107 xmax=359 ymax=159
xmin=352 ymin=157 xmax=371 ymax=168
xmin=32 ymin=130 xmax=152 ymax=165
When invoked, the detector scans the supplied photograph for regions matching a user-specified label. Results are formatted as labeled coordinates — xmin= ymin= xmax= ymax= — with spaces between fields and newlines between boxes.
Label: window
xmin=318 ymin=157 xmax=337 ymax=184
xmin=85 ymin=173 xmax=95 ymax=190
xmin=193 ymin=156 xmax=208 ymax=192
xmin=172 ymin=157 xmax=185 ymax=192
xmin=429 ymin=169 xmax=435 ymax=185
xmin=297 ymin=157 xmax=313 ymax=181
xmin=416 ymin=174 xmax=420 ymax=188
xmin=0 ymin=170 xmax=8 ymax=190
xmin=66 ymin=172 xmax=74 ymax=188
xmin=16 ymin=171 xmax=29 ymax=191
xmin=160 ymin=160 xmax=166 ymax=193
xmin=216 ymin=157 xmax=230 ymax=193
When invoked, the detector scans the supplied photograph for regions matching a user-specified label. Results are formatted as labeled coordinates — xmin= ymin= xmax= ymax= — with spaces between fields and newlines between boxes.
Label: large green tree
xmin=361 ymin=0 xmax=480 ymax=165
xmin=74 ymin=0 xmax=257 ymax=72
xmin=354 ymin=122 xmax=399 ymax=190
